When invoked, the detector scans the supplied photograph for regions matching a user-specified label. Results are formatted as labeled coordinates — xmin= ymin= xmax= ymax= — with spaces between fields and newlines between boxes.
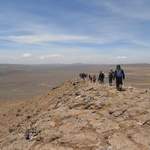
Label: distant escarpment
xmin=0 ymin=78 xmax=150 ymax=150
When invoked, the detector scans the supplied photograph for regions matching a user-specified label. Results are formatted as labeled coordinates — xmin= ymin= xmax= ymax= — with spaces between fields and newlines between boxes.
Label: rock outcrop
xmin=0 ymin=78 xmax=150 ymax=150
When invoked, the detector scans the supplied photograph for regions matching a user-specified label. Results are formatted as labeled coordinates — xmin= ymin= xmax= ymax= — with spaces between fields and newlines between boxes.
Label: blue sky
xmin=0 ymin=0 xmax=150 ymax=64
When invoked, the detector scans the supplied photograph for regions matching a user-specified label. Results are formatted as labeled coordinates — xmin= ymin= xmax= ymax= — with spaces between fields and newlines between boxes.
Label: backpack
xmin=116 ymin=69 xmax=122 ymax=77
xmin=109 ymin=71 xmax=113 ymax=77
xmin=100 ymin=72 xmax=103 ymax=77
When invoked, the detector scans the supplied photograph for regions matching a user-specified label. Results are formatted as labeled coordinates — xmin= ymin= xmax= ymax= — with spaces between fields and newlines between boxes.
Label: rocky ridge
xmin=0 ymin=78 xmax=150 ymax=150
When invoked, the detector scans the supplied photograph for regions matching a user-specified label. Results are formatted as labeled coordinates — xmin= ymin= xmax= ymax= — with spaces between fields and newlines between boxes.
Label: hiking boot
xmin=118 ymin=84 xmax=122 ymax=91
xmin=109 ymin=82 xmax=112 ymax=86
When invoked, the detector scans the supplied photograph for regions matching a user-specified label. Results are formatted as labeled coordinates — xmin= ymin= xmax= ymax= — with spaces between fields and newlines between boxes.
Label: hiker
xmin=98 ymin=71 xmax=105 ymax=84
xmin=108 ymin=68 xmax=114 ymax=86
xmin=113 ymin=65 xmax=125 ymax=90
xmin=89 ymin=74 xmax=92 ymax=82
xmin=79 ymin=73 xmax=87 ymax=79
xmin=93 ymin=74 xmax=96 ymax=83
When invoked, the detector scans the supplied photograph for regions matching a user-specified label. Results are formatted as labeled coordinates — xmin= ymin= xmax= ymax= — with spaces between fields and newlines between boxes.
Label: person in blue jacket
xmin=113 ymin=65 xmax=125 ymax=90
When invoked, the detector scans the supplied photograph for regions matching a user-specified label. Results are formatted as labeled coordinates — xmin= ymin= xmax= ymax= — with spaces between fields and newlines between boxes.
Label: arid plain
xmin=0 ymin=63 xmax=150 ymax=114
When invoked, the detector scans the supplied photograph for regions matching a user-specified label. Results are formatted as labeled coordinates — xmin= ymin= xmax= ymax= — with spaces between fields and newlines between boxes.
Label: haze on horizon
xmin=0 ymin=0 xmax=150 ymax=64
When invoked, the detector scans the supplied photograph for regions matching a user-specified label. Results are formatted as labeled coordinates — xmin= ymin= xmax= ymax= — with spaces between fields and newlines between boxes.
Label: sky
xmin=0 ymin=0 xmax=150 ymax=64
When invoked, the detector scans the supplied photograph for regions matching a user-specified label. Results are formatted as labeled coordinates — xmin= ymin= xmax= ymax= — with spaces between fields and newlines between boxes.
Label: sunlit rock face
xmin=0 ymin=78 xmax=150 ymax=150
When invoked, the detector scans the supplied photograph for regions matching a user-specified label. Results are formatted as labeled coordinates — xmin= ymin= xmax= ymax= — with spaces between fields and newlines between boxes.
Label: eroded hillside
xmin=0 ymin=78 xmax=150 ymax=150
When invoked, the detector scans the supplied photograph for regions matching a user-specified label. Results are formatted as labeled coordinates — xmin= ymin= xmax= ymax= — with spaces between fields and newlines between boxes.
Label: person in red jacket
xmin=93 ymin=74 xmax=96 ymax=83
xmin=89 ymin=74 xmax=93 ymax=82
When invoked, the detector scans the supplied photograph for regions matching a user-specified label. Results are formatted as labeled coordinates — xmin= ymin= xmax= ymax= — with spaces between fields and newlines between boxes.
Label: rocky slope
xmin=0 ymin=78 xmax=150 ymax=150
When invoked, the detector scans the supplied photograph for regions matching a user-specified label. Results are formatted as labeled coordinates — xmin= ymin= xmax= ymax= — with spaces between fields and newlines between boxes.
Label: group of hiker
xmin=88 ymin=71 xmax=105 ymax=84
xmin=79 ymin=64 xmax=125 ymax=91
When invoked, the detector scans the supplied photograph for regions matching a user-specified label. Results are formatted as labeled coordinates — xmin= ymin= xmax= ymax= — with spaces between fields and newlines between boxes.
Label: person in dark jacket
xmin=79 ymin=73 xmax=87 ymax=79
xmin=93 ymin=74 xmax=96 ymax=83
xmin=98 ymin=71 xmax=105 ymax=84
xmin=108 ymin=68 xmax=114 ymax=86
xmin=113 ymin=65 xmax=125 ymax=90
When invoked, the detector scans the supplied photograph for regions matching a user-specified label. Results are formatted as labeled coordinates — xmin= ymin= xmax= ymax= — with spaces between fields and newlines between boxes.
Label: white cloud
xmin=0 ymin=53 xmax=149 ymax=64
xmin=21 ymin=53 xmax=32 ymax=58
xmin=8 ymin=34 xmax=90 ymax=44
xmin=117 ymin=56 xmax=127 ymax=59
xmin=7 ymin=33 xmax=130 ymax=46
xmin=0 ymin=54 xmax=32 ymax=60
xmin=0 ymin=55 xmax=19 ymax=59
xmin=38 ymin=54 xmax=61 ymax=59
xmin=0 ymin=55 xmax=5 ymax=58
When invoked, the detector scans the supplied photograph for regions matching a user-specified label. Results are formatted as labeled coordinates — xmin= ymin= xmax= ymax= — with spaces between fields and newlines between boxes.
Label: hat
xmin=116 ymin=65 xmax=121 ymax=69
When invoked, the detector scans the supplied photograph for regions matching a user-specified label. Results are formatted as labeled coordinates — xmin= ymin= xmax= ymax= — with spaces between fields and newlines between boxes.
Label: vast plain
xmin=0 ymin=63 xmax=150 ymax=114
